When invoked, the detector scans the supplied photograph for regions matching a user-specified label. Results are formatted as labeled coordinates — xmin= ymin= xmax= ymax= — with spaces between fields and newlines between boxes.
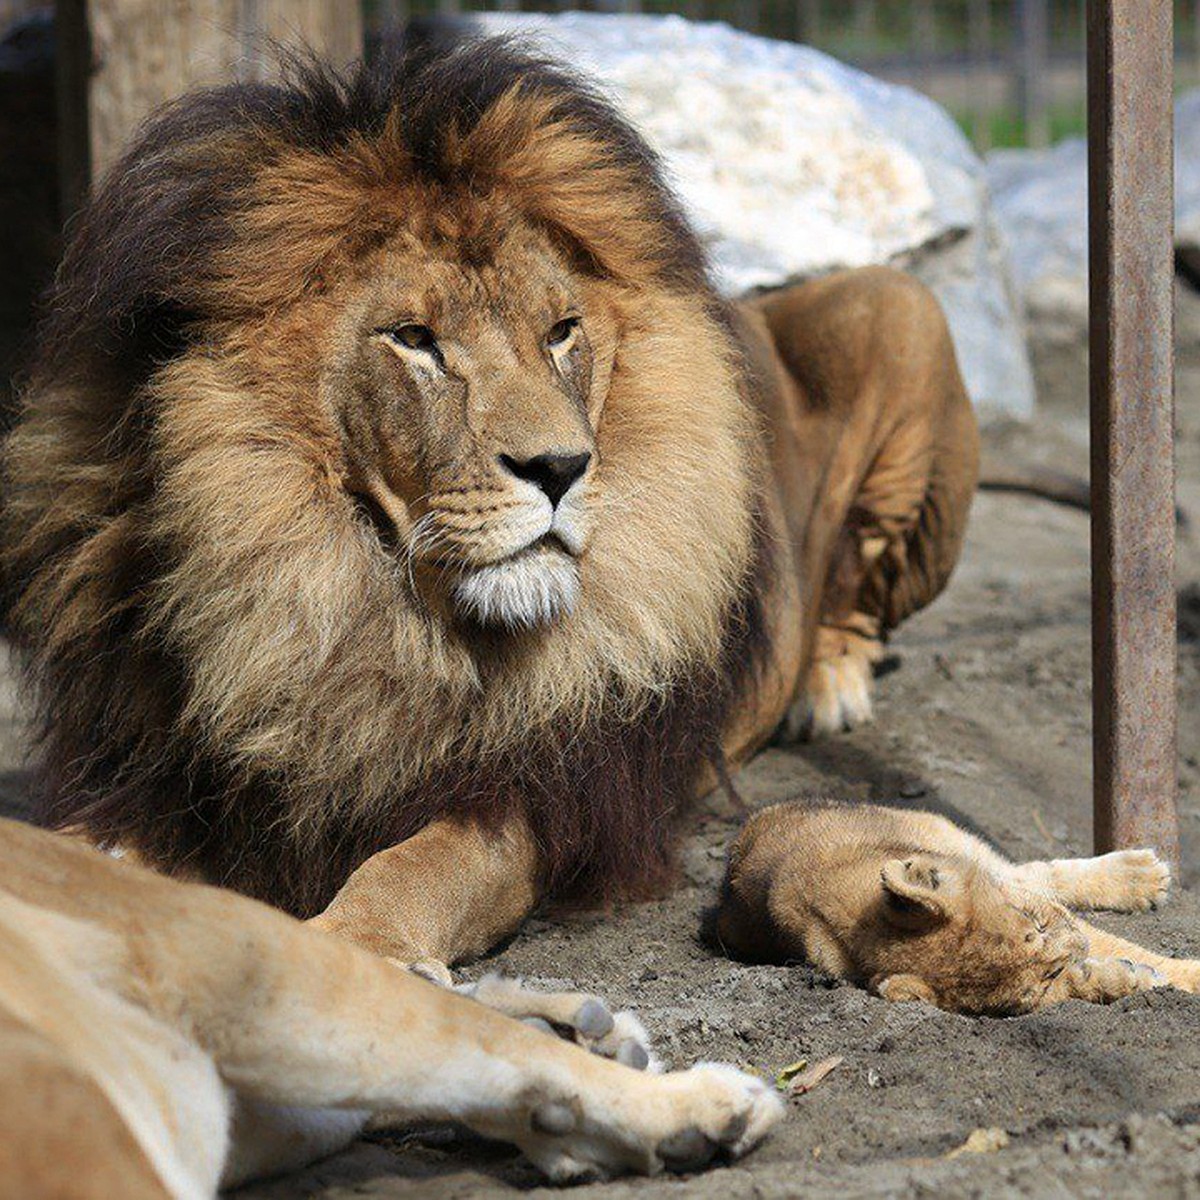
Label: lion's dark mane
xmin=4 ymin=32 xmax=771 ymax=916
xmin=34 ymin=31 xmax=708 ymax=398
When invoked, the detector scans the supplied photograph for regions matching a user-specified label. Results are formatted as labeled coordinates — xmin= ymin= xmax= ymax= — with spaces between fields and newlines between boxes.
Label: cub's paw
xmin=1081 ymin=849 xmax=1171 ymax=912
xmin=790 ymin=625 xmax=884 ymax=738
xmin=1069 ymin=956 xmax=1168 ymax=1002
xmin=516 ymin=1062 xmax=782 ymax=1182
xmin=462 ymin=974 xmax=658 ymax=1070
xmin=1116 ymin=959 xmax=1169 ymax=991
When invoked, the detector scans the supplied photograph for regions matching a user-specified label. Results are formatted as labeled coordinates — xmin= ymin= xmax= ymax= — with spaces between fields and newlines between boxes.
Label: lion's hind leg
xmin=1010 ymin=850 xmax=1171 ymax=912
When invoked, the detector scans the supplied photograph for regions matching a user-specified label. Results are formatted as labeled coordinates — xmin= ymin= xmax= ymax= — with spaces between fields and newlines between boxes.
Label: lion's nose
xmin=499 ymin=451 xmax=591 ymax=507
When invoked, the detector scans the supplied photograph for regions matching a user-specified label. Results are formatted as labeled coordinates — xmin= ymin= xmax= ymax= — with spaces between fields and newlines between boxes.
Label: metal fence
xmin=367 ymin=0 xmax=1200 ymax=150
xmin=3 ymin=1 xmax=1198 ymax=151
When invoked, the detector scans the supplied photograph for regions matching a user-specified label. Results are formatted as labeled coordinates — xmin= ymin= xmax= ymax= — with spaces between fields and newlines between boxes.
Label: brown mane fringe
xmin=4 ymin=29 xmax=772 ymax=916
xmin=32 ymin=526 xmax=772 ymax=917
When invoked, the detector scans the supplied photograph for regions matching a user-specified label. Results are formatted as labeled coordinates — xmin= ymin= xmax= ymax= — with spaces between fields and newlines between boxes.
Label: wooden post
xmin=238 ymin=1 xmax=363 ymax=80
xmin=1087 ymin=0 xmax=1179 ymax=868
xmin=72 ymin=0 xmax=363 ymax=183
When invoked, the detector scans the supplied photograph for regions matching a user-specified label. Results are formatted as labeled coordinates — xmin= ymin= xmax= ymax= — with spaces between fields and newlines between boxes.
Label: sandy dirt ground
xmin=2 ymin=384 xmax=1200 ymax=1198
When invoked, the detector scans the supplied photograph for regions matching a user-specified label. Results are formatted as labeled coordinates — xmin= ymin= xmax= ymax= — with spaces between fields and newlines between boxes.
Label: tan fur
xmin=0 ymin=818 xmax=781 ymax=1197
xmin=2 ymin=48 xmax=980 ymax=971
xmin=718 ymin=802 xmax=1197 ymax=1015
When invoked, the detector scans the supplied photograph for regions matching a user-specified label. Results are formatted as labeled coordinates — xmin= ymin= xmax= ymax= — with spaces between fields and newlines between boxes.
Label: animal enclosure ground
xmin=2 ymin=391 xmax=1200 ymax=1198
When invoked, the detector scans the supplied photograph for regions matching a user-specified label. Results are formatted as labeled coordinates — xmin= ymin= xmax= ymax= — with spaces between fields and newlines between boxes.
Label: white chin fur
xmin=454 ymin=552 xmax=580 ymax=630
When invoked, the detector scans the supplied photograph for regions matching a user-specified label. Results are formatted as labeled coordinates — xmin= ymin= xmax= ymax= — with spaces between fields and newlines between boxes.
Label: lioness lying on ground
xmin=0 ymin=817 xmax=780 ymax=1197
xmin=717 ymin=802 xmax=1198 ymax=1014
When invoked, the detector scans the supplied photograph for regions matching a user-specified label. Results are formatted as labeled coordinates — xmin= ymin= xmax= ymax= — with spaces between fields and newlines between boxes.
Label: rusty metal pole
xmin=1087 ymin=0 xmax=1179 ymax=867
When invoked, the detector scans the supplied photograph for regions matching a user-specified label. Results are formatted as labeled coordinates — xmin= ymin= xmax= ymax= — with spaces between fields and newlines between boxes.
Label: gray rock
xmin=1176 ymin=90 xmax=1200 ymax=284
xmin=989 ymin=90 xmax=1200 ymax=323
xmin=473 ymin=12 xmax=1035 ymax=420
xmin=988 ymin=94 xmax=1200 ymax=410
xmin=986 ymin=139 xmax=1089 ymax=338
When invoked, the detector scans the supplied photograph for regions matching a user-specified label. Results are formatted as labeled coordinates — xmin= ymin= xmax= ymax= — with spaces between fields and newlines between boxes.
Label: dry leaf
xmin=774 ymin=1059 xmax=808 ymax=1089
xmin=787 ymin=1054 xmax=844 ymax=1095
xmin=944 ymin=1127 xmax=1010 ymax=1159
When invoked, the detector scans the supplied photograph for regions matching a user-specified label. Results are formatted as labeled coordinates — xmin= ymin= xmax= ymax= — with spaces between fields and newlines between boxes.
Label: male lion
xmin=1 ymin=34 xmax=978 ymax=977
xmin=718 ymin=802 xmax=1196 ymax=1014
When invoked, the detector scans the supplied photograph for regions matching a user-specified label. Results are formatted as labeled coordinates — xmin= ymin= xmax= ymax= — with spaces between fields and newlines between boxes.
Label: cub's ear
xmin=874 ymin=974 xmax=938 ymax=1005
xmin=880 ymin=857 xmax=950 ymax=926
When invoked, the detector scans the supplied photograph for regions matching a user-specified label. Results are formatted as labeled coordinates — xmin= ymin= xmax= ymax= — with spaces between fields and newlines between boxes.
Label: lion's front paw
xmin=517 ymin=1062 xmax=782 ymax=1182
xmin=1078 ymin=849 xmax=1172 ymax=912
xmin=462 ymin=974 xmax=658 ymax=1070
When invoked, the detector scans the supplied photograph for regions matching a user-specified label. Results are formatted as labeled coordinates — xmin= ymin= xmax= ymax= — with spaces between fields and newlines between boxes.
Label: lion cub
xmin=717 ymin=801 xmax=1199 ymax=1015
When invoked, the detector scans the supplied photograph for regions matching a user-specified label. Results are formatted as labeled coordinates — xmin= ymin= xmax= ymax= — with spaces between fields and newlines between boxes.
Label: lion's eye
xmin=378 ymin=324 xmax=441 ymax=356
xmin=546 ymin=317 xmax=580 ymax=348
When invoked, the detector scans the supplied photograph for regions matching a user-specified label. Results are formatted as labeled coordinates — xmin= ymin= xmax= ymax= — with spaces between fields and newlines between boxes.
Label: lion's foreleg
xmin=308 ymin=813 xmax=540 ymax=973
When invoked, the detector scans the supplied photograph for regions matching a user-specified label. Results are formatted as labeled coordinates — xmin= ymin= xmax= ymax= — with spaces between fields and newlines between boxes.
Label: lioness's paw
xmin=462 ymin=974 xmax=659 ymax=1070
xmin=792 ymin=627 xmax=882 ymax=737
xmin=517 ymin=1062 xmax=782 ymax=1182
xmin=1085 ymin=849 xmax=1171 ymax=911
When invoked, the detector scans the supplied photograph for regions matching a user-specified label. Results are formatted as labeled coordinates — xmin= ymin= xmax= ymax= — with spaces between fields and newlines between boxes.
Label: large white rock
xmin=474 ymin=12 xmax=1035 ymax=420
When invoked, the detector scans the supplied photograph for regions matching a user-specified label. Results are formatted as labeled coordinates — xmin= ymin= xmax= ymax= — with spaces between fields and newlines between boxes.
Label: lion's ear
xmin=880 ymin=857 xmax=951 ymax=927
xmin=874 ymin=974 xmax=938 ymax=1005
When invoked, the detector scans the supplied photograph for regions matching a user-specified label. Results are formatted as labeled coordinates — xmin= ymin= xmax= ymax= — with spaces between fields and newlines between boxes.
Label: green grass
xmin=952 ymin=100 xmax=1087 ymax=150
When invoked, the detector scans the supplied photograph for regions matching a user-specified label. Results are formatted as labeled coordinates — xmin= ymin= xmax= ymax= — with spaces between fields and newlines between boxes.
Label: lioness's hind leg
xmin=1011 ymin=850 xmax=1171 ymax=912
xmin=462 ymin=974 xmax=659 ymax=1070
xmin=788 ymin=515 xmax=888 ymax=736
xmin=766 ymin=271 xmax=979 ymax=738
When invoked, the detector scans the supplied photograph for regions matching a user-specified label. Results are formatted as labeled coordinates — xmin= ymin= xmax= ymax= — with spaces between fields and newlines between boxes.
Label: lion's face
xmin=327 ymin=221 xmax=617 ymax=631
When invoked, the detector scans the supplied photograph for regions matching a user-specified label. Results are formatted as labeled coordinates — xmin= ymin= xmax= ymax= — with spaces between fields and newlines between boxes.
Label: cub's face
xmin=873 ymin=856 xmax=1088 ymax=1015
xmin=326 ymin=219 xmax=617 ymax=631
